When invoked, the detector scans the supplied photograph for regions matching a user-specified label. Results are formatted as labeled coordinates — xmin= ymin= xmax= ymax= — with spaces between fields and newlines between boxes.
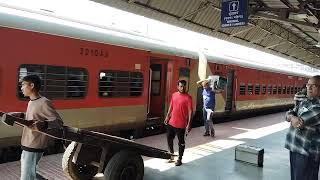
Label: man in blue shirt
xmin=198 ymin=79 xmax=221 ymax=137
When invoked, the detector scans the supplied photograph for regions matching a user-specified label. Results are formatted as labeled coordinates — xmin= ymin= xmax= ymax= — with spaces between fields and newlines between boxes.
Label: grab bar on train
xmin=147 ymin=68 xmax=152 ymax=115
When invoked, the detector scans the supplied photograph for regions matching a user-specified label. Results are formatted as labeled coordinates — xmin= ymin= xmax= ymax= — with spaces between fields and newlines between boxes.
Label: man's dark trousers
xmin=290 ymin=151 xmax=320 ymax=180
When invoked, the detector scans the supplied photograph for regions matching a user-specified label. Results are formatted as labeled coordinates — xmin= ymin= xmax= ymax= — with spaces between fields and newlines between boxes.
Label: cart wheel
xmin=62 ymin=141 xmax=98 ymax=180
xmin=104 ymin=150 xmax=144 ymax=180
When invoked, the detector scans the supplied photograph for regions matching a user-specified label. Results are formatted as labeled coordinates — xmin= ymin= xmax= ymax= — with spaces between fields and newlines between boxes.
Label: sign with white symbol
xmin=221 ymin=0 xmax=248 ymax=28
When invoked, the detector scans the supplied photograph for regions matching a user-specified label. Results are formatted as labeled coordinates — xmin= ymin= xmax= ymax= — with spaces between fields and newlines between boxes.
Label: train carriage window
xmin=150 ymin=64 xmax=162 ymax=96
xmin=248 ymin=84 xmax=253 ymax=95
xmin=282 ymin=86 xmax=286 ymax=94
xmin=254 ymin=84 xmax=260 ymax=95
xmin=278 ymin=85 xmax=282 ymax=94
xmin=67 ymin=68 xmax=88 ymax=98
xmin=261 ymin=85 xmax=266 ymax=95
xmin=267 ymin=85 xmax=272 ymax=94
xmin=273 ymin=85 xmax=277 ymax=94
xmin=216 ymin=65 xmax=220 ymax=71
xmin=130 ymin=72 xmax=144 ymax=96
xmin=239 ymin=83 xmax=246 ymax=95
xmin=18 ymin=64 xmax=88 ymax=99
xmin=99 ymin=70 xmax=143 ymax=97
xmin=46 ymin=66 xmax=66 ymax=98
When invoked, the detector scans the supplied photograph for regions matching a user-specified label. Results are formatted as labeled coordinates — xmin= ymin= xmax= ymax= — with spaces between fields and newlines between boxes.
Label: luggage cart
xmin=0 ymin=112 xmax=173 ymax=180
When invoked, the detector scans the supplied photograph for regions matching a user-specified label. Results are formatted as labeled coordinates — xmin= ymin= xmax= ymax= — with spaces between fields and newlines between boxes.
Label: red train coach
xmin=0 ymin=6 xmax=307 ymax=154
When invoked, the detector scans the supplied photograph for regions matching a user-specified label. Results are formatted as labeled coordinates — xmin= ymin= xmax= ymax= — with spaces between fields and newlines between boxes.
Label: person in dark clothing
xmin=164 ymin=80 xmax=193 ymax=166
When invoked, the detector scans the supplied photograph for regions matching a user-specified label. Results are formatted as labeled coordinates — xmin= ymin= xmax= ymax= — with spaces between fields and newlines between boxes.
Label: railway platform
xmin=0 ymin=112 xmax=294 ymax=180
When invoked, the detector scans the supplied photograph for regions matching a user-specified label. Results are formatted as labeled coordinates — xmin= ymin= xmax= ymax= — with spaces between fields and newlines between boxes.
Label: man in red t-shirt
xmin=164 ymin=80 xmax=193 ymax=166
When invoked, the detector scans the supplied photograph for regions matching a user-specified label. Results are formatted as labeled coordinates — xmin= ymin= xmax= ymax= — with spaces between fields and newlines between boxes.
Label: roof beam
xmin=305 ymin=55 xmax=317 ymax=62
xmin=145 ymin=0 xmax=151 ymax=6
xmin=265 ymin=41 xmax=287 ymax=49
xmin=249 ymin=33 xmax=272 ymax=44
xmin=285 ymin=45 xmax=298 ymax=54
xmin=179 ymin=1 xmax=210 ymax=20
xmin=251 ymin=7 xmax=305 ymax=14
xmin=230 ymin=26 xmax=255 ymax=37
xmin=250 ymin=12 xmax=318 ymax=29
xmin=254 ymin=0 xmax=267 ymax=8
xmin=248 ymin=1 xmax=320 ymax=59
xmin=247 ymin=20 xmax=316 ymax=59
xmin=290 ymin=48 xmax=305 ymax=57
xmin=291 ymin=24 xmax=319 ymax=44
xmin=280 ymin=0 xmax=294 ymax=9
xmin=297 ymin=0 xmax=320 ymax=27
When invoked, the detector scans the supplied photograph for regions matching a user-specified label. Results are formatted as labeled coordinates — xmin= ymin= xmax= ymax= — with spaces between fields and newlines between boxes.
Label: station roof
xmin=93 ymin=0 xmax=320 ymax=68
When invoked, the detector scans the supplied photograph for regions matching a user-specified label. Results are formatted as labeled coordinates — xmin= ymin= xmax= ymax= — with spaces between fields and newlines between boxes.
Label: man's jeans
xmin=203 ymin=108 xmax=214 ymax=133
xmin=21 ymin=150 xmax=43 ymax=180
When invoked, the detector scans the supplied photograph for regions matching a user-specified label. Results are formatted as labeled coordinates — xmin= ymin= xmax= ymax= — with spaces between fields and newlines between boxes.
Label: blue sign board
xmin=221 ymin=0 xmax=248 ymax=28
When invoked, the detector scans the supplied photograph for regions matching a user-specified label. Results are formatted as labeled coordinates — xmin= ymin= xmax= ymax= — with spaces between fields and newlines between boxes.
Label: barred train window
xmin=282 ymin=86 xmax=286 ymax=94
xmin=239 ymin=83 xmax=246 ymax=95
xmin=273 ymin=85 xmax=277 ymax=94
xmin=254 ymin=84 xmax=260 ymax=95
xmin=278 ymin=85 xmax=282 ymax=94
xmin=261 ymin=85 xmax=266 ymax=95
xmin=287 ymin=86 xmax=290 ymax=94
xmin=18 ymin=64 xmax=88 ymax=99
xmin=247 ymin=84 xmax=253 ymax=95
xmin=268 ymin=85 xmax=272 ymax=94
xmin=99 ymin=71 xmax=143 ymax=97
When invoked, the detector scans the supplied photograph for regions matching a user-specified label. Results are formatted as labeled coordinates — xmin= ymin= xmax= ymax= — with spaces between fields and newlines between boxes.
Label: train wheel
xmin=104 ymin=150 xmax=144 ymax=180
xmin=62 ymin=141 xmax=98 ymax=180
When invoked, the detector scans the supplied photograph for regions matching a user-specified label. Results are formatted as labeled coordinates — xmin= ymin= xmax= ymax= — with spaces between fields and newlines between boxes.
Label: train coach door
xmin=148 ymin=59 xmax=167 ymax=120
xmin=225 ymin=69 xmax=235 ymax=112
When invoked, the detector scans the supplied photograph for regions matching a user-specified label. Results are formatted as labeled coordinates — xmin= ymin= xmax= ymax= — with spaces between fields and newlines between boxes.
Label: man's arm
xmin=164 ymin=102 xmax=173 ymax=125
xmin=8 ymin=112 xmax=25 ymax=119
xmin=196 ymin=80 xmax=204 ymax=87
xmin=285 ymin=105 xmax=304 ymax=129
xmin=30 ymin=100 xmax=63 ymax=131
xmin=42 ymin=100 xmax=63 ymax=129
xmin=186 ymin=97 xmax=193 ymax=132
xmin=285 ymin=105 xmax=298 ymax=122
xmin=285 ymin=110 xmax=296 ymax=122
xmin=186 ymin=108 xmax=192 ymax=132
xmin=300 ymin=106 xmax=320 ymax=127
xmin=286 ymin=114 xmax=304 ymax=128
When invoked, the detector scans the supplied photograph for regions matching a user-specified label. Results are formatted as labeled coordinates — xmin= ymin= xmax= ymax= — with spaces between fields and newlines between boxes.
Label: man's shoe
xmin=167 ymin=155 xmax=175 ymax=163
xmin=175 ymin=159 xmax=182 ymax=166
xmin=211 ymin=129 xmax=215 ymax=137
xmin=203 ymin=132 xmax=210 ymax=136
